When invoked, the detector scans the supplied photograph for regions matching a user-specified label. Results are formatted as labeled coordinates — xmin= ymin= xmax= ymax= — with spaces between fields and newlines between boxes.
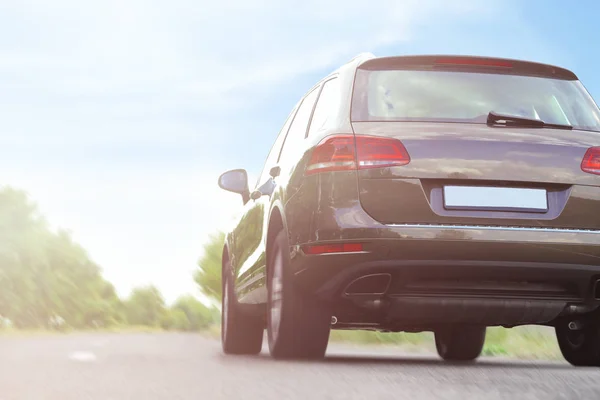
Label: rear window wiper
xmin=487 ymin=111 xmax=573 ymax=130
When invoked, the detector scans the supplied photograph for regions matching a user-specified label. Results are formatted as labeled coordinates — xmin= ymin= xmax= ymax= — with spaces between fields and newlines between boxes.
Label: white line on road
xmin=90 ymin=339 xmax=109 ymax=347
xmin=68 ymin=351 xmax=97 ymax=362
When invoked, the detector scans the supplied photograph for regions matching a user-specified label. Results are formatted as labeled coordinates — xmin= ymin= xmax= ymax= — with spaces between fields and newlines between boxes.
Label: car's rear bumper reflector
xmin=302 ymin=243 xmax=364 ymax=255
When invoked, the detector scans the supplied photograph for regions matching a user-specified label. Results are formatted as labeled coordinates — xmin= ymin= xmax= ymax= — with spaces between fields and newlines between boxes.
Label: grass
xmin=329 ymin=326 xmax=563 ymax=360
xmin=330 ymin=330 xmax=434 ymax=353
xmin=481 ymin=326 xmax=562 ymax=360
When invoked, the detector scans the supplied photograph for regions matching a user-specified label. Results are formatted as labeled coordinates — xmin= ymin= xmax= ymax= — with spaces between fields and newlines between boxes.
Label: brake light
xmin=305 ymin=135 xmax=356 ymax=175
xmin=305 ymin=135 xmax=410 ymax=175
xmin=582 ymin=147 xmax=600 ymax=175
xmin=303 ymin=243 xmax=364 ymax=255
xmin=355 ymin=135 xmax=411 ymax=169
xmin=436 ymin=57 xmax=513 ymax=68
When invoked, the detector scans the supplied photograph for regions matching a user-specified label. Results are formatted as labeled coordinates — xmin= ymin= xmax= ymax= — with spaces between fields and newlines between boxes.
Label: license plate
xmin=443 ymin=186 xmax=548 ymax=212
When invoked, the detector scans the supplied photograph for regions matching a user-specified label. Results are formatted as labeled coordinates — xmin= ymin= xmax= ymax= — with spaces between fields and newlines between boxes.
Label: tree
xmin=0 ymin=185 xmax=218 ymax=332
xmin=195 ymin=232 xmax=225 ymax=302
xmin=0 ymin=186 xmax=123 ymax=329
xmin=170 ymin=309 xmax=191 ymax=331
xmin=124 ymin=286 xmax=166 ymax=327
xmin=172 ymin=295 xmax=216 ymax=330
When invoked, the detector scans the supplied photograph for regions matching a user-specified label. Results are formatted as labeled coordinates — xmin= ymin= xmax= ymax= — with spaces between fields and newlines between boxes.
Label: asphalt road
xmin=1 ymin=332 xmax=599 ymax=400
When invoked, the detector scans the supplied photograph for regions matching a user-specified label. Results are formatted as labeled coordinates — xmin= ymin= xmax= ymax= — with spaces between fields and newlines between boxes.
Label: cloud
xmin=0 ymin=0 xmax=505 ymax=150
xmin=0 ymin=0 xmax=499 ymax=114
xmin=4 ymin=164 xmax=241 ymax=302
xmin=0 ymin=0 xmax=510 ymax=301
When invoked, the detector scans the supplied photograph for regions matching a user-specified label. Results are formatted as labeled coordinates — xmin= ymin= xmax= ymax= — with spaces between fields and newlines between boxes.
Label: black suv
xmin=218 ymin=53 xmax=600 ymax=364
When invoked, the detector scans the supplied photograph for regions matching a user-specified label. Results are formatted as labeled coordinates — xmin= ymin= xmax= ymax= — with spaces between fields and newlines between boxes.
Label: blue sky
xmin=1 ymin=0 xmax=599 ymax=302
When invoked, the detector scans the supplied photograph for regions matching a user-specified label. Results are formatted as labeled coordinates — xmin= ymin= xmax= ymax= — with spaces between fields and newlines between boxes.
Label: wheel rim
xmin=269 ymin=250 xmax=284 ymax=343
xmin=222 ymin=278 xmax=229 ymax=341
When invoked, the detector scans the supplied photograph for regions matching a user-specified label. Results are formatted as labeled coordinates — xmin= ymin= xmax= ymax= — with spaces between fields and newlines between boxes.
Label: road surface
xmin=0 ymin=332 xmax=599 ymax=399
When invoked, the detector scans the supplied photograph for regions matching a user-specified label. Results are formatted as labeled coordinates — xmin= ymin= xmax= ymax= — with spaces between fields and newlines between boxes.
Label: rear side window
xmin=255 ymin=104 xmax=298 ymax=187
xmin=308 ymin=78 xmax=340 ymax=136
xmin=351 ymin=69 xmax=600 ymax=132
xmin=278 ymin=87 xmax=319 ymax=165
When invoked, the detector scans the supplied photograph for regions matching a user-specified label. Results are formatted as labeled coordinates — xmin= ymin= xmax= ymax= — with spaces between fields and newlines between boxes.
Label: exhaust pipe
xmin=344 ymin=273 xmax=391 ymax=296
xmin=331 ymin=316 xmax=338 ymax=325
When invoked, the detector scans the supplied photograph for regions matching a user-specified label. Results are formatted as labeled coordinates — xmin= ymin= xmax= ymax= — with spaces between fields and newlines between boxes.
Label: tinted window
xmin=278 ymin=87 xmax=319 ymax=165
xmin=308 ymin=78 xmax=340 ymax=136
xmin=255 ymin=104 xmax=298 ymax=187
xmin=351 ymin=69 xmax=600 ymax=132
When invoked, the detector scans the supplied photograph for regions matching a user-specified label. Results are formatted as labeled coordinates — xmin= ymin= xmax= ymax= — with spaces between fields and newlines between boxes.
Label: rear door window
xmin=278 ymin=87 xmax=319 ymax=168
xmin=308 ymin=78 xmax=340 ymax=136
xmin=255 ymin=104 xmax=298 ymax=187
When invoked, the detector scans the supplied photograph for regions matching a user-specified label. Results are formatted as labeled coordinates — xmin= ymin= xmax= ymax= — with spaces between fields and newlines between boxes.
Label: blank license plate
xmin=443 ymin=186 xmax=548 ymax=212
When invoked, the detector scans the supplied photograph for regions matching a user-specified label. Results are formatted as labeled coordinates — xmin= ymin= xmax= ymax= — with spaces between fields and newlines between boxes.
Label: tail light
xmin=305 ymin=134 xmax=410 ymax=175
xmin=582 ymin=147 xmax=600 ymax=175
xmin=305 ymin=135 xmax=356 ymax=175
xmin=355 ymin=135 xmax=411 ymax=169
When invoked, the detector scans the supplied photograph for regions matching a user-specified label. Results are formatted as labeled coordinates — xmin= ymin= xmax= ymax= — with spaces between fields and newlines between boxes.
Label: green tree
xmin=0 ymin=186 xmax=123 ymax=329
xmin=172 ymin=295 xmax=216 ymax=330
xmin=160 ymin=309 xmax=176 ymax=330
xmin=124 ymin=286 xmax=166 ymax=327
xmin=170 ymin=309 xmax=191 ymax=331
xmin=160 ymin=308 xmax=192 ymax=331
xmin=0 ymin=185 xmax=202 ymax=332
xmin=195 ymin=232 xmax=225 ymax=302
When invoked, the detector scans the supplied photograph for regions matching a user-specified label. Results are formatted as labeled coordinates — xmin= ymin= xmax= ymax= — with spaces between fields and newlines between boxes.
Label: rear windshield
xmin=351 ymin=69 xmax=600 ymax=132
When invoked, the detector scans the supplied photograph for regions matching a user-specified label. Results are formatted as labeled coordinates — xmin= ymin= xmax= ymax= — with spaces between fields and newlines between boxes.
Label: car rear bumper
xmin=291 ymin=223 xmax=600 ymax=328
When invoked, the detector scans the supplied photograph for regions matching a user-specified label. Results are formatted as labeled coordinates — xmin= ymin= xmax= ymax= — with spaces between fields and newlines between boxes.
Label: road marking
xmin=68 ymin=351 xmax=97 ymax=362
xmin=90 ymin=339 xmax=109 ymax=347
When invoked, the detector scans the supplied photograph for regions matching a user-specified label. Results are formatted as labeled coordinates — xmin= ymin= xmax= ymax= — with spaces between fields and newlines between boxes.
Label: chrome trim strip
xmin=343 ymin=273 xmax=392 ymax=296
xmin=388 ymin=224 xmax=600 ymax=234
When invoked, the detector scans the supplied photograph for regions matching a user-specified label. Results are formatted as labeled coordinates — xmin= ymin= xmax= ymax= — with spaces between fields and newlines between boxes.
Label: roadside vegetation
xmin=0 ymin=186 xmax=218 ymax=333
xmin=330 ymin=326 xmax=562 ymax=360
xmin=0 ymin=185 xmax=563 ymax=360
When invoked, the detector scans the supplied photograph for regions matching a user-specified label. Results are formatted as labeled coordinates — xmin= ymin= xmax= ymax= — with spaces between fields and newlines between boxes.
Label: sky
xmin=1 ymin=0 xmax=599 ymax=303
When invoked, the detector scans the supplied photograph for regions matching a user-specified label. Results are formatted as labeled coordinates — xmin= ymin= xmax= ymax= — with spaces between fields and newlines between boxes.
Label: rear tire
xmin=267 ymin=231 xmax=331 ymax=359
xmin=221 ymin=258 xmax=264 ymax=355
xmin=435 ymin=326 xmax=486 ymax=361
xmin=556 ymin=321 xmax=600 ymax=366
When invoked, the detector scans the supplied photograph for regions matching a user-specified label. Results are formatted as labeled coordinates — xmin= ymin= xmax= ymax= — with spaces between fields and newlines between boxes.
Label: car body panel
xmin=230 ymin=55 xmax=373 ymax=303
xmin=232 ymin=198 xmax=268 ymax=301
xmin=220 ymin=53 xmax=600 ymax=329
xmin=352 ymin=122 xmax=600 ymax=185
xmin=351 ymin=122 xmax=600 ymax=229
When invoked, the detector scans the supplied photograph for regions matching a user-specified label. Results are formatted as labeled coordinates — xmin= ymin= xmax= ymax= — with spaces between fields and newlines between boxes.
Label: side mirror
xmin=218 ymin=169 xmax=250 ymax=203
